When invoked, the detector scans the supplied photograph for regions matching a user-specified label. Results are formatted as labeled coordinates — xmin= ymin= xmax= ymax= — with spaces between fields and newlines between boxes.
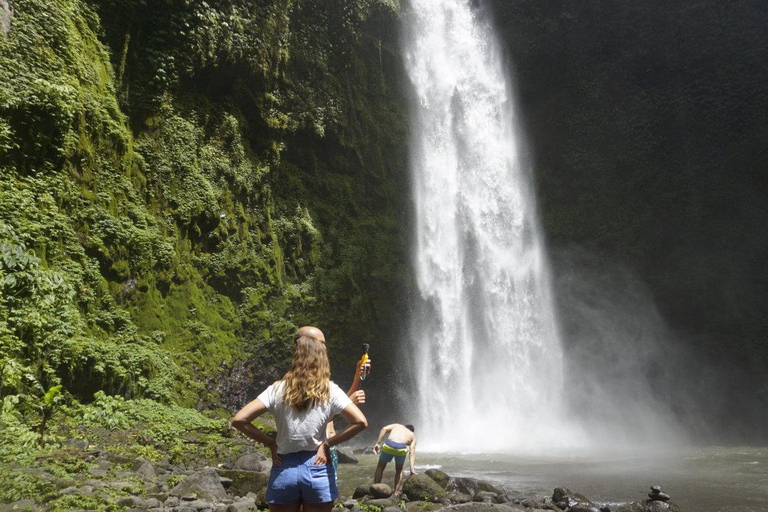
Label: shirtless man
xmin=373 ymin=423 xmax=416 ymax=496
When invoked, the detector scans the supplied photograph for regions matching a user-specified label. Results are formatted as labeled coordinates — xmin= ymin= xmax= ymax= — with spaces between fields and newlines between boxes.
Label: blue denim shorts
xmin=266 ymin=451 xmax=338 ymax=504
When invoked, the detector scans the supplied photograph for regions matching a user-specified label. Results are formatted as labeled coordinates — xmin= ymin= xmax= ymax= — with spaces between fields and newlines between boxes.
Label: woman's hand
xmin=349 ymin=390 xmax=366 ymax=405
xmin=268 ymin=440 xmax=283 ymax=466
xmin=314 ymin=442 xmax=330 ymax=465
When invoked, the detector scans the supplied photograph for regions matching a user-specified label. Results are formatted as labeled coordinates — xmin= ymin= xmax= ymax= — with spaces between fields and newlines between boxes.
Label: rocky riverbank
xmin=0 ymin=441 xmax=683 ymax=512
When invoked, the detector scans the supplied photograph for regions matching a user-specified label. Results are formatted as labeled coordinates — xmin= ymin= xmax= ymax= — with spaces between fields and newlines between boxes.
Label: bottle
xmin=360 ymin=343 xmax=370 ymax=381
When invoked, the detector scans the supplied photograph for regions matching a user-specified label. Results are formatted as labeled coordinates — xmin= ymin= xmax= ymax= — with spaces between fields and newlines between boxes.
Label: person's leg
xmin=303 ymin=502 xmax=334 ymax=512
xmin=270 ymin=504 xmax=301 ymax=512
xmin=393 ymin=462 xmax=405 ymax=495
xmin=374 ymin=460 xmax=388 ymax=484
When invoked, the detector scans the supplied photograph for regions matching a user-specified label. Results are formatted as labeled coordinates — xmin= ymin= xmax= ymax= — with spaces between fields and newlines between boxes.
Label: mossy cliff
xmin=0 ymin=0 xmax=410 ymax=418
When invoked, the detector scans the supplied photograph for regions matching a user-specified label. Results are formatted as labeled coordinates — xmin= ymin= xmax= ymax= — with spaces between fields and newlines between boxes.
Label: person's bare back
xmin=385 ymin=424 xmax=415 ymax=445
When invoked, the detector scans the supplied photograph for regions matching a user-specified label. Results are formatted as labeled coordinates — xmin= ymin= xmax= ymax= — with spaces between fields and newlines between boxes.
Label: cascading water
xmin=403 ymin=0 xmax=583 ymax=452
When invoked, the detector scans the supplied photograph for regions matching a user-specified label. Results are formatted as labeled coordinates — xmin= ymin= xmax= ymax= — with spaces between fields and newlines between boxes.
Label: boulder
xmin=336 ymin=447 xmax=359 ymax=464
xmin=439 ymin=504 xmax=519 ymax=512
xmin=367 ymin=498 xmax=397 ymax=508
xmin=170 ymin=467 xmax=229 ymax=502
xmin=133 ymin=458 xmax=157 ymax=479
xmin=370 ymin=483 xmax=393 ymax=498
xmin=473 ymin=491 xmax=497 ymax=503
xmin=216 ymin=469 xmax=269 ymax=497
xmin=446 ymin=477 xmax=501 ymax=497
xmin=354 ymin=484 xmax=373 ymax=499
xmin=402 ymin=473 xmax=447 ymax=503
xmin=616 ymin=501 xmax=681 ymax=512
xmin=425 ymin=469 xmax=451 ymax=489
xmin=233 ymin=453 xmax=271 ymax=473
xmin=448 ymin=493 xmax=473 ymax=504
xmin=405 ymin=502 xmax=444 ymax=512
xmin=227 ymin=498 xmax=256 ymax=512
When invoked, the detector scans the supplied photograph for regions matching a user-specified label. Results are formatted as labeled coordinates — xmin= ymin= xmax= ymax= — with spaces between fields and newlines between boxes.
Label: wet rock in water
xmin=353 ymin=484 xmax=372 ymax=499
xmin=426 ymin=468 xmax=451 ymax=489
xmin=370 ymin=483 xmax=393 ymax=498
xmin=473 ymin=491 xmax=497 ymax=503
xmin=403 ymin=473 xmax=447 ymax=503
xmin=170 ymin=467 xmax=229 ymax=502
xmin=448 ymin=492 xmax=474 ymax=504
xmin=648 ymin=486 xmax=670 ymax=501
xmin=446 ymin=477 xmax=502 ymax=497
xmin=337 ymin=447 xmax=359 ymax=464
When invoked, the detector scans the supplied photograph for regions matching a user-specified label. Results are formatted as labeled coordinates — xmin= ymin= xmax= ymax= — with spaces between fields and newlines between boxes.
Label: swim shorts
xmin=266 ymin=450 xmax=338 ymax=504
xmin=378 ymin=440 xmax=408 ymax=465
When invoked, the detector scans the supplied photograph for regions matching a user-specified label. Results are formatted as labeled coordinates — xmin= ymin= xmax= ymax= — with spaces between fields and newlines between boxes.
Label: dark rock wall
xmin=488 ymin=0 xmax=768 ymax=437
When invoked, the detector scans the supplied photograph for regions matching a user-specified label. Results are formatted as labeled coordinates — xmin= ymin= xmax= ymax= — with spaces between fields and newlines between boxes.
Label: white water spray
xmin=403 ymin=0 xmax=582 ymax=452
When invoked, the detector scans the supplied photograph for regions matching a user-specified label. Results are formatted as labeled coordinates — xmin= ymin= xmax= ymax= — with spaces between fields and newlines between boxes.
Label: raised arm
xmin=346 ymin=357 xmax=372 ymax=404
xmin=231 ymin=398 xmax=282 ymax=465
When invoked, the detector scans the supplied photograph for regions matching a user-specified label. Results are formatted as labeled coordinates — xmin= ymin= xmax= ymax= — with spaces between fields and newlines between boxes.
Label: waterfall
xmin=402 ymin=0 xmax=581 ymax=452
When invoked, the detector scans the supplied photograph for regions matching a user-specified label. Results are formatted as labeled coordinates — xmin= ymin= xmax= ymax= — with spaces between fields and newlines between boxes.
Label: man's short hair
xmin=405 ymin=424 xmax=415 ymax=432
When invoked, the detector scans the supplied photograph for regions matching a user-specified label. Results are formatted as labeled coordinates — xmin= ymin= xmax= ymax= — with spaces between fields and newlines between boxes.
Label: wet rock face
xmin=0 ymin=0 xmax=11 ymax=36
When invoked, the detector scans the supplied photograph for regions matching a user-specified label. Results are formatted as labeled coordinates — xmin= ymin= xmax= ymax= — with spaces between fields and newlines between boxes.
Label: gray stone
xmin=105 ymin=452 xmax=135 ymax=464
xmin=186 ymin=499 xmax=214 ymax=510
xmin=214 ymin=505 xmax=229 ymax=512
xmin=226 ymin=497 xmax=256 ymax=512
xmin=367 ymin=498 xmax=397 ymax=508
xmin=448 ymin=493 xmax=473 ymax=504
xmin=215 ymin=469 xmax=268 ymax=497
xmin=51 ymin=477 xmax=77 ymax=489
xmin=342 ymin=499 xmax=359 ymax=508
xmin=117 ymin=497 xmax=143 ymax=508
xmin=108 ymin=481 xmax=136 ymax=491
xmin=446 ymin=477 xmax=501 ymax=497
xmin=370 ymin=483 xmax=393 ymax=498
xmin=474 ymin=491 xmax=497 ymax=503
xmin=170 ymin=468 xmax=228 ymax=502
xmin=133 ymin=458 xmax=157 ymax=479
xmin=233 ymin=453 xmax=270 ymax=473
xmin=0 ymin=500 xmax=39 ymax=511
xmin=383 ymin=507 xmax=401 ymax=512
xmin=88 ymin=468 xmax=108 ymax=477
xmin=440 ymin=504 xmax=519 ymax=512
xmin=336 ymin=447 xmax=359 ymax=464
xmin=353 ymin=484 xmax=372 ymax=499
xmin=648 ymin=492 xmax=670 ymax=501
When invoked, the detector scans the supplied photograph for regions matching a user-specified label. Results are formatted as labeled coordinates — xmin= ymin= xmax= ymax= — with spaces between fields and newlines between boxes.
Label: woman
xmin=232 ymin=326 xmax=367 ymax=512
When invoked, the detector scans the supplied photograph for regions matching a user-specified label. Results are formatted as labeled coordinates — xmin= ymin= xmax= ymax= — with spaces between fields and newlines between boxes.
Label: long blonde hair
xmin=280 ymin=334 xmax=331 ymax=410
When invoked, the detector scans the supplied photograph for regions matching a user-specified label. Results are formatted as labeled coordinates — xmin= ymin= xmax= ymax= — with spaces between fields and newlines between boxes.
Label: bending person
xmin=373 ymin=423 xmax=416 ymax=496
xmin=232 ymin=326 xmax=367 ymax=512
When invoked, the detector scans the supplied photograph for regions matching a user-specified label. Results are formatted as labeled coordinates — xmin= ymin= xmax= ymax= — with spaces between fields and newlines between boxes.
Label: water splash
xmin=402 ymin=0 xmax=582 ymax=452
